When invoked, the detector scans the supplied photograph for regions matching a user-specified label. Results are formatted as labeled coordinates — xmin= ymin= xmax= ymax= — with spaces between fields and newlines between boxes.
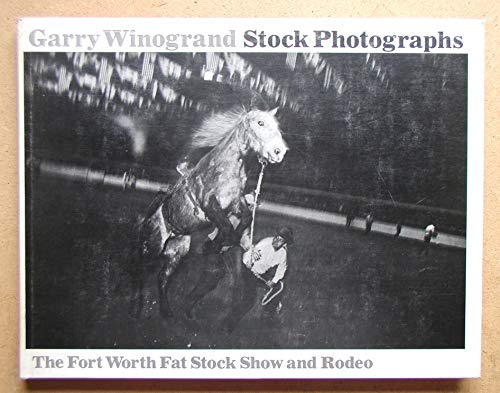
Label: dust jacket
xmin=19 ymin=17 xmax=484 ymax=379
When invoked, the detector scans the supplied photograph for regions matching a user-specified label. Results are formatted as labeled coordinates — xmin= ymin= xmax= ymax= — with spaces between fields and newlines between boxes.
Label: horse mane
xmin=188 ymin=107 xmax=247 ymax=150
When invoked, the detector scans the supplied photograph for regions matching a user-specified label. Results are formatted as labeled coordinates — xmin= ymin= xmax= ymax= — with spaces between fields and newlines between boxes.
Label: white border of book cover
xmin=19 ymin=18 xmax=484 ymax=379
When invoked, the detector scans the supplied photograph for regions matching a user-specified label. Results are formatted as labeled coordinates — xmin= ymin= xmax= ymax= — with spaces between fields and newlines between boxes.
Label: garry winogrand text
xmin=27 ymin=28 xmax=463 ymax=53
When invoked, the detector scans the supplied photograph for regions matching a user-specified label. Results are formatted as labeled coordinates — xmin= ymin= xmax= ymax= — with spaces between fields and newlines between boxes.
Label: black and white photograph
xmin=19 ymin=18 xmax=484 ymax=379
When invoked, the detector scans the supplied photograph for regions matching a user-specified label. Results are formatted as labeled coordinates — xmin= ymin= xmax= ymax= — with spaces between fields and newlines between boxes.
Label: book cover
xmin=19 ymin=17 xmax=484 ymax=379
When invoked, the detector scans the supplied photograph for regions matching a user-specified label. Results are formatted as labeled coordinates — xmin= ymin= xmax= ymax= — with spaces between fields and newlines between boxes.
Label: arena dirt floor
xmin=26 ymin=177 xmax=466 ymax=350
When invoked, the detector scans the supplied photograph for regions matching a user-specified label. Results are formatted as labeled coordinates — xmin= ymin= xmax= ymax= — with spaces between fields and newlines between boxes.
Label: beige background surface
xmin=2 ymin=1 xmax=498 ymax=392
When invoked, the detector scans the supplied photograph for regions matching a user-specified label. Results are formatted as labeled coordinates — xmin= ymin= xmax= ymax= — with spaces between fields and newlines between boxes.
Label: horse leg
xmin=220 ymin=247 xmax=258 ymax=333
xmin=202 ymin=196 xmax=251 ymax=254
xmin=158 ymin=235 xmax=191 ymax=318
xmin=204 ymin=195 xmax=240 ymax=247
xmin=234 ymin=202 xmax=252 ymax=240
xmin=222 ymin=279 xmax=257 ymax=333
xmin=185 ymin=253 xmax=226 ymax=319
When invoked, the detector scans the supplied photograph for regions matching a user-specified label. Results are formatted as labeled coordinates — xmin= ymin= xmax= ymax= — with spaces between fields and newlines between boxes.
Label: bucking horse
xmin=132 ymin=106 xmax=288 ymax=318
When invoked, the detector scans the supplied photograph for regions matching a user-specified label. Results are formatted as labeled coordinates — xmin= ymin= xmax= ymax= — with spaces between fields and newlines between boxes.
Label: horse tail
xmin=132 ymin=192 xmax=171 ymax=260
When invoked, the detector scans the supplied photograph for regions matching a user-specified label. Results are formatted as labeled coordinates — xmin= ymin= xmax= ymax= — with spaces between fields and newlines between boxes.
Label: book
xmin=19 ymin=17 xmax=484 ymax=379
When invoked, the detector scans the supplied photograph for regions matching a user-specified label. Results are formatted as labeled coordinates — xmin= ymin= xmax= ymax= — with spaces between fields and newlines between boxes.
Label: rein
xmin=249 ymin=159 xmax=267 ymax=265
xmin=247 ymin=159 xmax=286 ymax=306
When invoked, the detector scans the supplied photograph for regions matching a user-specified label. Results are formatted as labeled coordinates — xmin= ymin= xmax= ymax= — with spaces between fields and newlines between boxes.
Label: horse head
xmin=243 ymin=107 xmax=288 ymax=164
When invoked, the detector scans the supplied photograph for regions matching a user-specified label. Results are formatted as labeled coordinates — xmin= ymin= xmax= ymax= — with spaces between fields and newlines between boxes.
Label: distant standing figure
xmin=365 ymin=213 xmax=374 ymax=234
xmin=424 ymin=224 xmax=437 ymax=243
xmin=422 ymin=224 xmax=437 ymax=256
xmin=394 ymin=221 xmax=402 ymax=237
xmin=344 ymin=205 xmax=355 ymax=228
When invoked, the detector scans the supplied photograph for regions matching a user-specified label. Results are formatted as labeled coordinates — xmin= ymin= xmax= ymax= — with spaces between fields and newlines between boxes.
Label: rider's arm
xmin=242 ymin=249 xmax=252 ymax=268
xmin=271 ymin=253 xmax=288 ymax=284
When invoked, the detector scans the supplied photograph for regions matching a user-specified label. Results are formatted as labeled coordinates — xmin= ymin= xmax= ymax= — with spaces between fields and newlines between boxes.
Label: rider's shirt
xmin=242 ymin=237 xmax=287 ymax=284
